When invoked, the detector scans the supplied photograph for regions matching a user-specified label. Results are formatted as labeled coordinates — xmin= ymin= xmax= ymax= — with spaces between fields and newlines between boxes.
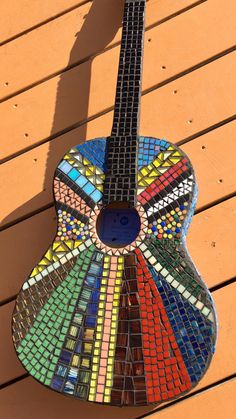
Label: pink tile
xmin=96 ymin=393 xmax=103 ymax=402
xmin=104 ymin=318 xmax=111 ymax=327
xmin=98 ymin=375 xmax=106 ymax=384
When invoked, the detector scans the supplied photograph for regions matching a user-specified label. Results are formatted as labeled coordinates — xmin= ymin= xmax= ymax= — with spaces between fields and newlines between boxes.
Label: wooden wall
xmin=0 ymin=1 xmax=235 ymax=418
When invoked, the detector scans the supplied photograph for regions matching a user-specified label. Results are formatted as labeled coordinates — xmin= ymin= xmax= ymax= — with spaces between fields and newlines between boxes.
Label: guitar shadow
xmin=2 ymin=0 xmax=123 ymax=230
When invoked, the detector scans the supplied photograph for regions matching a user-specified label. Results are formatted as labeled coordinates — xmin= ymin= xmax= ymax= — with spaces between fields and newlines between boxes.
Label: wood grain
xmin=2 ymin=0 xmax=233 ymax=99
xmin=1 ymin=121 xmax=235 ymax=227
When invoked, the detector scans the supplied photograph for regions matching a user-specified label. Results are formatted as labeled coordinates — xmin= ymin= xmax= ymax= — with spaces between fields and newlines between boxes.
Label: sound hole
xmin=96 ymin=202 xmax=141 ymax=248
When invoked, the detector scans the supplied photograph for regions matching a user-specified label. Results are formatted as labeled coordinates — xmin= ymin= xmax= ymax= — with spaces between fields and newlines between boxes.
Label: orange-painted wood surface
xmin=0 ymin=0 xmax=235 ymax=418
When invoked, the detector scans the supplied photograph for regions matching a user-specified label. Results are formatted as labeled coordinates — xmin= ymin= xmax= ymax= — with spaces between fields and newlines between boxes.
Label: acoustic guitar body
xmin=12 ymin=136 xmax=217 ymax=406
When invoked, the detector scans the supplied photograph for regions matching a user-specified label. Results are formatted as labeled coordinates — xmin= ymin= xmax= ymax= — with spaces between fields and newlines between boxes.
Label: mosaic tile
xmin=13 ymin=0 xmax=217 ymax=408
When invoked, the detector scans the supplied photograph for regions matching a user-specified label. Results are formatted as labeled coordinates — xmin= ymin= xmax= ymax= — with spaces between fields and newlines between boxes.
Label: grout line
xmin=0 ymin=1 xmax=91 ymax=47
xmin=137 ymin=374 xmax=236 ymax=418
xmin=0 ymin=0 xmax=208 ymax=104
xmin=1 ymin=47 xmax=235 ymax=165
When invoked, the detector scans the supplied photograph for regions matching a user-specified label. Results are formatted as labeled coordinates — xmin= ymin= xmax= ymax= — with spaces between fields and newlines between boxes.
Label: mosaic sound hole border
xmin=13 ymin=137 xmax=217 ymax=406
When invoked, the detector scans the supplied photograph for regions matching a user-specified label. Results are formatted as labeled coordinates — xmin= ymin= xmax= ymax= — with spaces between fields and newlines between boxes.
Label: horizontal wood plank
xmin=1 ymin=120 xmax=235 ymax=227
xmin=0 ymin=361 xmax=235 ymax=418
xmin=2 ymin=0 xmax=229 ymax=99
xmin=0 ymin=197 xmax=235 ymax=303
xmin=1 ymin=282 xmax=235 ymax=395
xmin=152 ymin=379 xmax=236 ymax=418
xmin=1 ymin=28 xmax=235 ymax=161
xmin=0 ymin=0 xmax=87 ymax=44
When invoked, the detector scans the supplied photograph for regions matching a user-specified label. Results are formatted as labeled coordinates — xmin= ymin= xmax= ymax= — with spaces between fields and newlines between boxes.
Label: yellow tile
xmin=153 ymin=159 xmax=161 ymax=168
xmin=94 ymin=349 xmax=99 ymax=356
xmin=104 ymin=396 xmax=110 ymax=403
xmin=91 ymin=373 xmax=97 ymax=380
xmin=72 ymin=355 xmax=79 ymax=367
xmin=104 ymin=388 xmax=111 ymax=396
xmin=106 ymin=372 xmax=112 ymax=380
xmin=102 ymin=270 xmax=108 ymax=277
xmin=107 ymin=365 xmax=113 ymax=372
xmin=113 ymin=308 xmax=119 ymax=314
xmin=140 ymin=167 xmax=149 ymax=176
xmin=88 ymin=395 xmax=95 ymax=402
xmin=84 ymin=343 xmax=93 ymax=353
xmin=106 ymin=379 xmax=112 ymax=387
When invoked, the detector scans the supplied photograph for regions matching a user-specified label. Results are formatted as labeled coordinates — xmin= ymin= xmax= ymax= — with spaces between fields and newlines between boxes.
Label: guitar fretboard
xmin=104 ymin=0 xmax=146 ymax=206
xmin=111 ymin=0 xmax=146 ymax=137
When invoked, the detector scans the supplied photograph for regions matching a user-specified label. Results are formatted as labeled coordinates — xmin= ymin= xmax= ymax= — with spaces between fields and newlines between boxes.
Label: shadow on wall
xmin=2 ymin=0 xmax=156 ymax=417
xmin=2 ymin=0 xmax=124 ymax=228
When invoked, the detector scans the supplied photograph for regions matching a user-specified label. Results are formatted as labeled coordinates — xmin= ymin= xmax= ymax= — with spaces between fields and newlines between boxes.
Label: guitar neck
xmin=111 ymin=0 xmax=146 ymax=137
xmin=103 ymin=0 xmax=146 ymax=206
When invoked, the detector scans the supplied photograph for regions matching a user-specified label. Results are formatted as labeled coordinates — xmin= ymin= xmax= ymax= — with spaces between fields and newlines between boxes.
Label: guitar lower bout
xmin=12 ymin=136 xmax=217 ymax=407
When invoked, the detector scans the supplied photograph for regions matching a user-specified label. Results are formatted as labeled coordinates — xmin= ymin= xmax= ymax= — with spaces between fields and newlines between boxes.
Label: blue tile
xmin=68 ymin=168 xmax=80 ymax=181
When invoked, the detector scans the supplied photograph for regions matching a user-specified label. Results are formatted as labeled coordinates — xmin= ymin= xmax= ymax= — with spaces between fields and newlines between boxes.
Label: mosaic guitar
xmin=13 ymin=0 xmax=217 ymax=406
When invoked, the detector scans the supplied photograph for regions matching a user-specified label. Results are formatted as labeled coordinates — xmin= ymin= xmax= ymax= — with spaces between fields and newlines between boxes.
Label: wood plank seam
xmin=177 ymin=114 xmax=236 ymax=147
xmin=0 ymin=198 xmax=234 ymax=306
xmin=1 ymin=180 xmax=235 ymax=234
xmin=1 ymin=49 xmax=235 ymax=166
xmin=138 ymin=376 xmax=236 ymax=419
xmin=1 ymin=145 xmax=235 ymax=233
xmin=0 ymin=0 xmax=208 ymax=103
xmin=1 ymin=118 xmax=235 ymax=231
xmin=0 ymin=0 xmax=91 ymax=47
